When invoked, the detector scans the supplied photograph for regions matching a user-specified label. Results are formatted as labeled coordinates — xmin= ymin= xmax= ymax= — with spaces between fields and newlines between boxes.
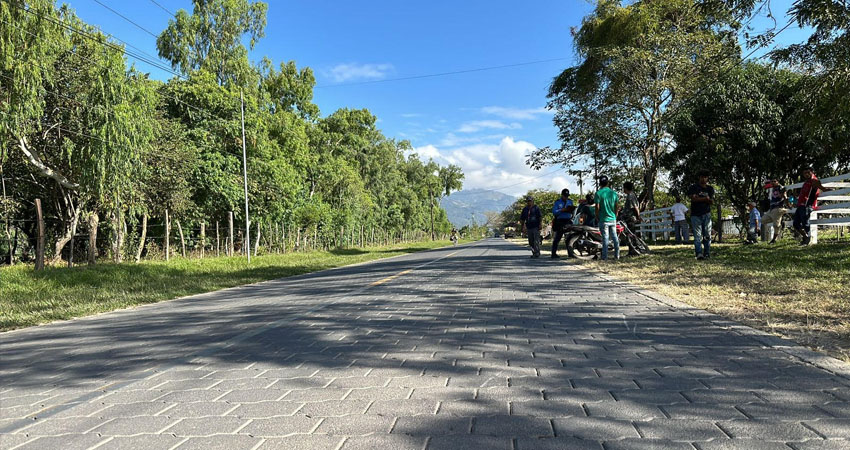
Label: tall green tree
xmin=157 ymin=0 xmax=267 ymax=86
xmin=532 ymin=0 xmax=739 ymax=209
xmin=1 ymin=1 xmax=156 ymax=263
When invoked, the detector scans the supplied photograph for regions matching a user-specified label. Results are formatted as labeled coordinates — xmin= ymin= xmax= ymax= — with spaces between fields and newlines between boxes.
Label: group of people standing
xmin=518 ymin=166 xmax=829 ymax=262
xmin=519 ymin=175 xmax=632 ymax=261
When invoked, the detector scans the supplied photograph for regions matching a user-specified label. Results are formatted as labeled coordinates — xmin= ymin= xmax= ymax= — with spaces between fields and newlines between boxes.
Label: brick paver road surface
xmin=2 ymin=239 xmax=850 ymax=449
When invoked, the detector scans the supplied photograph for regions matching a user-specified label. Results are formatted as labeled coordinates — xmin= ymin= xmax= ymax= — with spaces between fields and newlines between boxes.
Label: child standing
xmin=745 ymin=201 xmax=761 ymax=244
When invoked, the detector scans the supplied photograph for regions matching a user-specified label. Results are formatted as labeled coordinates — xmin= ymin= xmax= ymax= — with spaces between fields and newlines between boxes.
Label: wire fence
xmin=1 ymin=202 xmax=448 ymax=269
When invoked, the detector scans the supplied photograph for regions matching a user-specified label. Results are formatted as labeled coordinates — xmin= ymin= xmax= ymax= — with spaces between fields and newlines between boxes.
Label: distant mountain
xmin=440 ymin=189 xmax=517 ymax=228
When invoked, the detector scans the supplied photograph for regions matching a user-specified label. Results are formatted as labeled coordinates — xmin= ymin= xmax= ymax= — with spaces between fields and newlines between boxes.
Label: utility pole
xmin=240 ymin=89 xmax=251 ymax=263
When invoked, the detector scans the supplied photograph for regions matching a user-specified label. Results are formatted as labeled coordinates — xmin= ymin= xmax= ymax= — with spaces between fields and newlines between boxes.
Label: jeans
xmin=691 ymin=213 xmax=712 ymax=257
xmin=793 ymin=206 xmax=812 ymax=235
xmin=747 ymin=225 xmax=759 ymax=243
xmin=527 ymin=227 xmax=541 ymax=256
xmin=673 ymin=220 xmax=689 ymax=244
xmin=599 ymin=222 xmax=620 ymax=260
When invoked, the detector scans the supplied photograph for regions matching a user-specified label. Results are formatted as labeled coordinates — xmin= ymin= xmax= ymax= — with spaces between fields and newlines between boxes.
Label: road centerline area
xmin=2 ymin=239 xmax=849 ymax=449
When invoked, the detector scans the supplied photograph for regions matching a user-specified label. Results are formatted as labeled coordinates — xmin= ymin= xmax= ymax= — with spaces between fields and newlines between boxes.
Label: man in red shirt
xmin=793 ymin=167 xmax=831 ymax=245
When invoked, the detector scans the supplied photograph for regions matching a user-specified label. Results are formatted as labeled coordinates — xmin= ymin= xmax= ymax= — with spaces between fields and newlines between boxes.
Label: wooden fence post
xmin=254 ymin=221 xmax=261 ymax=257
xmin=215 ymin=221 xmax=220 ymax=257
xmin=164 ymin=209 xmax=170 ymax=261
xmin=68 ymin=233 xmax=74 ymax=268
xmin=200 ymin=221 xmax=205 ymax=258
xmin=35 ymin=199 xmax=44 ymax=271
xmin=228 ymin=211 xmax=234 ymax=257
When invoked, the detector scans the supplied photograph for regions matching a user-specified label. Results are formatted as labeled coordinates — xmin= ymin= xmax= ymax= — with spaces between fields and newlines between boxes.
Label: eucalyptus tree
xmin=534 ymin=0 xmax=739 ymax=209
xmin=157 ymin=0 xmax=267 ymax=87
xmin=1 ymin=1 xmax=156 ymax=264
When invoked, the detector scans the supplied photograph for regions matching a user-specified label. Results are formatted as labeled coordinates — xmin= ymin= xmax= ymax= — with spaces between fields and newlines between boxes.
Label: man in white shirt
xmin=670 ymin=195 xmax=689 ymax=244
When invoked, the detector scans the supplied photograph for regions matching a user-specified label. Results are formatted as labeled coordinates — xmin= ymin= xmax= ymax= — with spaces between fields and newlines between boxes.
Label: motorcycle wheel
xmin=567 ymin=235 xmax=597 ymax=260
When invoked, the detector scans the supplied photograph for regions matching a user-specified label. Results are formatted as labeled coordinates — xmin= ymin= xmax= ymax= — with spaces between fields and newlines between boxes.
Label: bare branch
xmin=17 ymin=136 xmax=80 ymax=190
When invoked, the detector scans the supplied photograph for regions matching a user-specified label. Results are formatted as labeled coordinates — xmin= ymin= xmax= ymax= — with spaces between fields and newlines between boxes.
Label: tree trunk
xmin=215 ymin=221 xmax=220 ymax=257
xmin=111 ymin=208 xmax=124 ymax=264
xmin=88 ymin=211 xmax=98 ymax=265
xmin=135 ymin=214 xmax=147 ymax=263
xmin=51 ymin=198 xmax=81 ymax=266
xmin=1 ymin=164 xmax=12 ymax=265
xmin=176 ymin=219 xmax=186 ymax=258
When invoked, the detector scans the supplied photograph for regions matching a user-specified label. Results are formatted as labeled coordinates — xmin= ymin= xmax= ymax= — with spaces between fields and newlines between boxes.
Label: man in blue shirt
xmin=745 ymin=201 xmax=761 ymax=245
xmin=551 ymin=188 xmax=575 ymax=258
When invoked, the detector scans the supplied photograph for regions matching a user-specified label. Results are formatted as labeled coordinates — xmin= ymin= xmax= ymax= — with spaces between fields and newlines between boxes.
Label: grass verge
xmin=0 ymin=240 xmax=457 ymax=332
xmin=577 ymin=241 xmax=850 ymax=361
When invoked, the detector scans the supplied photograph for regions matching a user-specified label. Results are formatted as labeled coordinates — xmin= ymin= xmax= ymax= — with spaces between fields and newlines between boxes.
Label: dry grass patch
xmin=578 ymin=241 xmax=850 ymax=361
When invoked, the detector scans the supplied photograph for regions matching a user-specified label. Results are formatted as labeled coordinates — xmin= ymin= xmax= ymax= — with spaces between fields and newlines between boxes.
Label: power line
xmin=147 ymin=0 xmax=176 ymax=17
xmin=2 ymin=9 xmax=233 ymax=123
xmin=315 ymin=57 xmax=572 ymax=88
xmin=90 ymin=0 xmax=158 ymax=38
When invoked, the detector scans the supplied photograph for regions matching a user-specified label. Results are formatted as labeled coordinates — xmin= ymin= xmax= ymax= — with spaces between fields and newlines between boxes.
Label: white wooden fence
xmin=636 ymin=207 xmax=674 ymax=240
xmin=784 ymin=172 xmax=850 ymax=244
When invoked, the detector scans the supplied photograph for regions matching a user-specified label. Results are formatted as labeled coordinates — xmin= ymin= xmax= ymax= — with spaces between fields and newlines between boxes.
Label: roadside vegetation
xmin=0 ymin=240 xmax=459 ymax=331
xmin=579 ymin=240 xmax=850 ymax=361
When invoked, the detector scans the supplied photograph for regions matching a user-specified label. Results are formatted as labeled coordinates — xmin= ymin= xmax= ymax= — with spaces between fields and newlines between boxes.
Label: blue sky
xmin=67 ymin=0 xmax=810 ymax=197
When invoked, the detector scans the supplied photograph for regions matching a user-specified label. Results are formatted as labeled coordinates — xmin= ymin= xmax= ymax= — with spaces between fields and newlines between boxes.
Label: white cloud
xmin=457 ymin=120 xmax=522 ymax=133
xmin=481 ymin=106 xmax=553 ymax=121
xmin=401 ymin=113 xmax=422 ymax=118
xmin=414 ymin=136 xmax=577 ymax=197
xmin=325 ymin=63 xmax=394 ymax=82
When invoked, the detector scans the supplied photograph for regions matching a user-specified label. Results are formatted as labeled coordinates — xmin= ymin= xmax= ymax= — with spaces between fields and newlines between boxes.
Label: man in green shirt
xmin=594 ymin=176 xmax=620 ymax=260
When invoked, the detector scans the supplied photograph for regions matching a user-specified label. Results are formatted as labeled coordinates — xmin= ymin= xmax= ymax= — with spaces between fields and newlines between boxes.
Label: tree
xmin=665 ymin=63 xmax=836 ymax=220
xmin=533 ymin=0 xmax=739 ymax=209
xmin=157 ymin=0 xmax=268 ymax=86
xmin=1 ymin=2 xmax=157 ymax=264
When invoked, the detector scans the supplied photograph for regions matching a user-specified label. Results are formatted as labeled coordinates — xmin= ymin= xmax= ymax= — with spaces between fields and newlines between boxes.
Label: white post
xmin=240 ymin=89 xmax=251 ymax=263
xmin=811 ymin=210 xmax=818 ymax=244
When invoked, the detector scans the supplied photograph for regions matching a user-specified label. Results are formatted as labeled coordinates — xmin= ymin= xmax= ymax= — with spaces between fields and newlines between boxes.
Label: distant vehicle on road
xmin=503 ymin=226 xmax=516 ymax=239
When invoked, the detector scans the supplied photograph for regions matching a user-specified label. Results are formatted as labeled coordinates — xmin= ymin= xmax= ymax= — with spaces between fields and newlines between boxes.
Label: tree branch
xmin=17 ymin=136 xmax=80 ymax=190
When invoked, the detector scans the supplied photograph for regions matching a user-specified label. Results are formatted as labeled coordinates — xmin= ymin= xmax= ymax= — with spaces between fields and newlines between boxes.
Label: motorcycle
xmin=564 ymin=221 xmax=651 ymax=260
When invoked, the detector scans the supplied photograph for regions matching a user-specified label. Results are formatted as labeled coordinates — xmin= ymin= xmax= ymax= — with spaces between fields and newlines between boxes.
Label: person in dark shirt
xmin=687 ymin=171 xmax=715 ymax=260
xmin=550 ymin=188 xmax=575 ymax=259
xmin=619 ymin=181 xmax=642 ymax=234
xmin=520 ymin=195 xmax=542 ymax=258
xmin=762 ymin=178 xmax=788 ymax=244
xmin=577 ymin=193 xmax=597 ymax=227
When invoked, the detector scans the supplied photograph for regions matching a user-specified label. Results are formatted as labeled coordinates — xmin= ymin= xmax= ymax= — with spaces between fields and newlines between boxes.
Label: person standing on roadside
xmin=594 ymin=176 xmax=620 ymax=261
xmin=619 ymin=182 xmax=642 ymax=234
xmin=762 ymin=179 xmax=788 ymax=244
xmin=688 ymin=171 xmax=715 ymax=260
xmin=669 ymin=194 xmax=689 ymax=244
xmin=520 ymin=195 xmax=542 ymax=258
xmin=794 ymin=167 xmax=831 ymax=246
xmin=550 ymin=188 xmax=575 ymax=259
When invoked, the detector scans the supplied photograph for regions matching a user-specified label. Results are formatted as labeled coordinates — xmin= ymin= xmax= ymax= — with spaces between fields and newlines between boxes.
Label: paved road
xmin=2 ymin=239 xmax=850 ymax=449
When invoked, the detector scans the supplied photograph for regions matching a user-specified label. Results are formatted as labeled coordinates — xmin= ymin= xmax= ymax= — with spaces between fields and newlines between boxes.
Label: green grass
xmin=0 ymin=240 xmax=457 ymax=331
xmin=578 ymin=240 xmax=850 ymax=360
